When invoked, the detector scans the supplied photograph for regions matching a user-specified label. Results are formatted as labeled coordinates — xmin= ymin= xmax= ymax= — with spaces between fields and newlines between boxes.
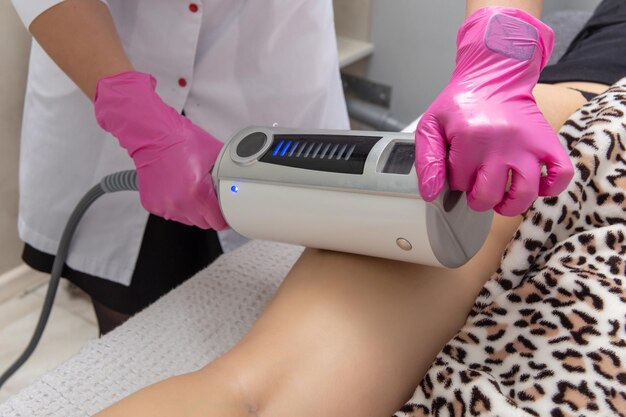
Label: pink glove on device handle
xmin=94 ymin=71 xmax=227 ymax=230
xmin=415 ymin=7 xmax=574 ymax=216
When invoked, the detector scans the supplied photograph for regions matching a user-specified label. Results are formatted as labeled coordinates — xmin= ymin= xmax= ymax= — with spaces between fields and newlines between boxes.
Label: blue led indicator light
xmin=273 ymin=140 xmax=285 ymax=156
xmin=230 ymin=185 xmax=239 ymax=193
xmin=281 ymin=141 xmax=292 ymax=157
xmin=288 ymin=142 xmax=299 ymax=157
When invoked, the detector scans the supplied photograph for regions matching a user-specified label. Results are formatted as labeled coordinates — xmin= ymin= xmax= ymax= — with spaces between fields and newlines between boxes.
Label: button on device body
xmin=236 ymin=132 xmax=268 ymax=158
xmin=189 ymin=3 xmax=199 ymax=12
xmin=396 ymin=238 xmax=413 ymax=251
xmin=178 ymin=78 xmax=187 ymax=87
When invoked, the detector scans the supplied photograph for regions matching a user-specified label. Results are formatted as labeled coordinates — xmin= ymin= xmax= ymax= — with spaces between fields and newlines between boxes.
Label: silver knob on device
xmin=396 ymin=238 xmax=413 ymax=251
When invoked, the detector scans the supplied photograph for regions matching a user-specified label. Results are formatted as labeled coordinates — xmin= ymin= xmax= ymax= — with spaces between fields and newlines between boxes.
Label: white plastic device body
xmin=213 ymin=127 xmax=493 ymax=268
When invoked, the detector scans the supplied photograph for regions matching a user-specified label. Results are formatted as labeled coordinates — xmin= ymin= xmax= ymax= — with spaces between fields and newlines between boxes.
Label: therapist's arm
xmin=25 ymin=0 xmax=227 ymax=230
xmin=466 ymin=0 xmax=543 ymax=16
xmin=29 ymin=0 xmax=132 ymax=99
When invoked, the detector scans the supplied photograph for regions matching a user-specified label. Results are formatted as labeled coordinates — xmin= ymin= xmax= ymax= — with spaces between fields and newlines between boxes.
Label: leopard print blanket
xmin=396 ymin=81 xmax=626 ymax=416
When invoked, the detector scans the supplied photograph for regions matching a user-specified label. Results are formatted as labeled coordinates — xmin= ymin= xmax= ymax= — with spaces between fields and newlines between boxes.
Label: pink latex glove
xmin=94 ymin=71 xmax=227 ymax=230
xmin=415 ymin=7 xmax=574 ymax=216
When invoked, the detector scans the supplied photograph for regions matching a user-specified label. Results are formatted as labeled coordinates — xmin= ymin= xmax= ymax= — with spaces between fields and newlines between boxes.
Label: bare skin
xmin=466 ymin=0 xmax=543 ymax=17
xmin=534 ymin=82 xmax=609 ymax=130
xmin=94 ymin=81 xmax=600 ymax=417
xmin=29 ymin=0 xmax=132 ymax=99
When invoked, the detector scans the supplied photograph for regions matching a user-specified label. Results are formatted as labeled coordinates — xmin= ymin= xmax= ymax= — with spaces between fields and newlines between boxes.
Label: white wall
xmin=365 ymin=0 xmax=602 ymax=124
xmin=543 ymin=0 xmax=601 ymax=13
xmin=366 ymin=1 xmax=463 ymax=124
xmin=0 ymin=1 xmax=30 ymax=273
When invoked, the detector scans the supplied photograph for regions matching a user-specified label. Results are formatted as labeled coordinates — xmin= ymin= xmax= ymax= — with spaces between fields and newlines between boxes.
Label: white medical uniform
xmin=13 ymin=0 xmax=349 ymax=285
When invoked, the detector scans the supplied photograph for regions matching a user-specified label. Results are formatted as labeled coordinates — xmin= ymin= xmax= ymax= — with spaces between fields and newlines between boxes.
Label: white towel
xmin=0 ymin=240 xmax=304 ymax=417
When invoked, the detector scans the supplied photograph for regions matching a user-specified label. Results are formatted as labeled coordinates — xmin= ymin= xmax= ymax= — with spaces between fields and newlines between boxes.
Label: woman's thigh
xmin=533 ymin=81 xmax=608 ymax=130
xmin=212 ymin=214 xmax=521 ymax=417
xmin=210 ymin=82 xmax=602 ymax=417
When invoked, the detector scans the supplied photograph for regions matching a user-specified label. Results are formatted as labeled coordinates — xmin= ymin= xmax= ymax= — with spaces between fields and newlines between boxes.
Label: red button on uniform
xmin=189 ymin=3 xmax=199 ymax=12
xmin=178 ymin=78 xmax=187 ymax=87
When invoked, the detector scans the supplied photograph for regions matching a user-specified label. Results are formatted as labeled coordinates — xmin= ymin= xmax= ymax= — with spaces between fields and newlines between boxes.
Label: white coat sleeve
xmin=11 ymin=0 xmax=65 ymax=28
xmin=11 ymin=0 xmax=108 ymax=29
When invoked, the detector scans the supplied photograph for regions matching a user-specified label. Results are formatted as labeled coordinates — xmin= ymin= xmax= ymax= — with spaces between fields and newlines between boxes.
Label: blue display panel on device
xmin=260 ymin=134 xmax=381 ymax=174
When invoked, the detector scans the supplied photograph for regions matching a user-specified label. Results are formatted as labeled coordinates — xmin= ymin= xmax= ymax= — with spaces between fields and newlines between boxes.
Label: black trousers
xmin=540 ymin=0 xmax=626 ymax=86
xmin=23 ymin=214 xmax=223 ymax=315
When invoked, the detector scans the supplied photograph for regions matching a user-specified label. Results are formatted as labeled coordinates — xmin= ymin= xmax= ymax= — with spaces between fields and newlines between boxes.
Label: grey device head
xmin=213 ymin=127 xmax=493 ymax=268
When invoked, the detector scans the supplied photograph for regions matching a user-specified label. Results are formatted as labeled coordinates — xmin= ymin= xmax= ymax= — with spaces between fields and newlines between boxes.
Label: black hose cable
xmin=0 ymin=170 xmax=138 ymax=390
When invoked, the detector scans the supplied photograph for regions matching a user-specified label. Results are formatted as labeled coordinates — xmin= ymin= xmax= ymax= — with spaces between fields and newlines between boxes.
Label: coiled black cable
xmin=0 ymin=170 xmax=138 ymax=389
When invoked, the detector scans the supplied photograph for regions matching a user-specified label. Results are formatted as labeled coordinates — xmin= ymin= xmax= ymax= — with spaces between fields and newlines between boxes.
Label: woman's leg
xmin=95 ymin=82 xmax=597 ymax=417
xmin=222 ymin=218 xmax=521 ymax=417
xmin=533 ymin=81 xmax=608 ymax=130
xmin=96 ymin=214 xmax=518 ymax=417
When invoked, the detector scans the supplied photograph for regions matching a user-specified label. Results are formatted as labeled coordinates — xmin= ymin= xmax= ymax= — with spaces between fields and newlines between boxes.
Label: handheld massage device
xmin=213 ymin=127 xmax=493 ymax=268
xmin=1 ymin=127 xmax=494 ymax=388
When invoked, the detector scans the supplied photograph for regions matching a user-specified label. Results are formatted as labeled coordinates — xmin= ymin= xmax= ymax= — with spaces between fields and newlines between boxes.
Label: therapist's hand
xmin=94 ymin=71 xmax=227 ymax=230
xmin=415 ymin=6 xmax=574 ymax=217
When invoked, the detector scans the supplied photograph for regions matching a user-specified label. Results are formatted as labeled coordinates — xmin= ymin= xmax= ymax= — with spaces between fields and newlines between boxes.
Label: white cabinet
xmin=334 ymin=0 xmax=374 ymax=69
